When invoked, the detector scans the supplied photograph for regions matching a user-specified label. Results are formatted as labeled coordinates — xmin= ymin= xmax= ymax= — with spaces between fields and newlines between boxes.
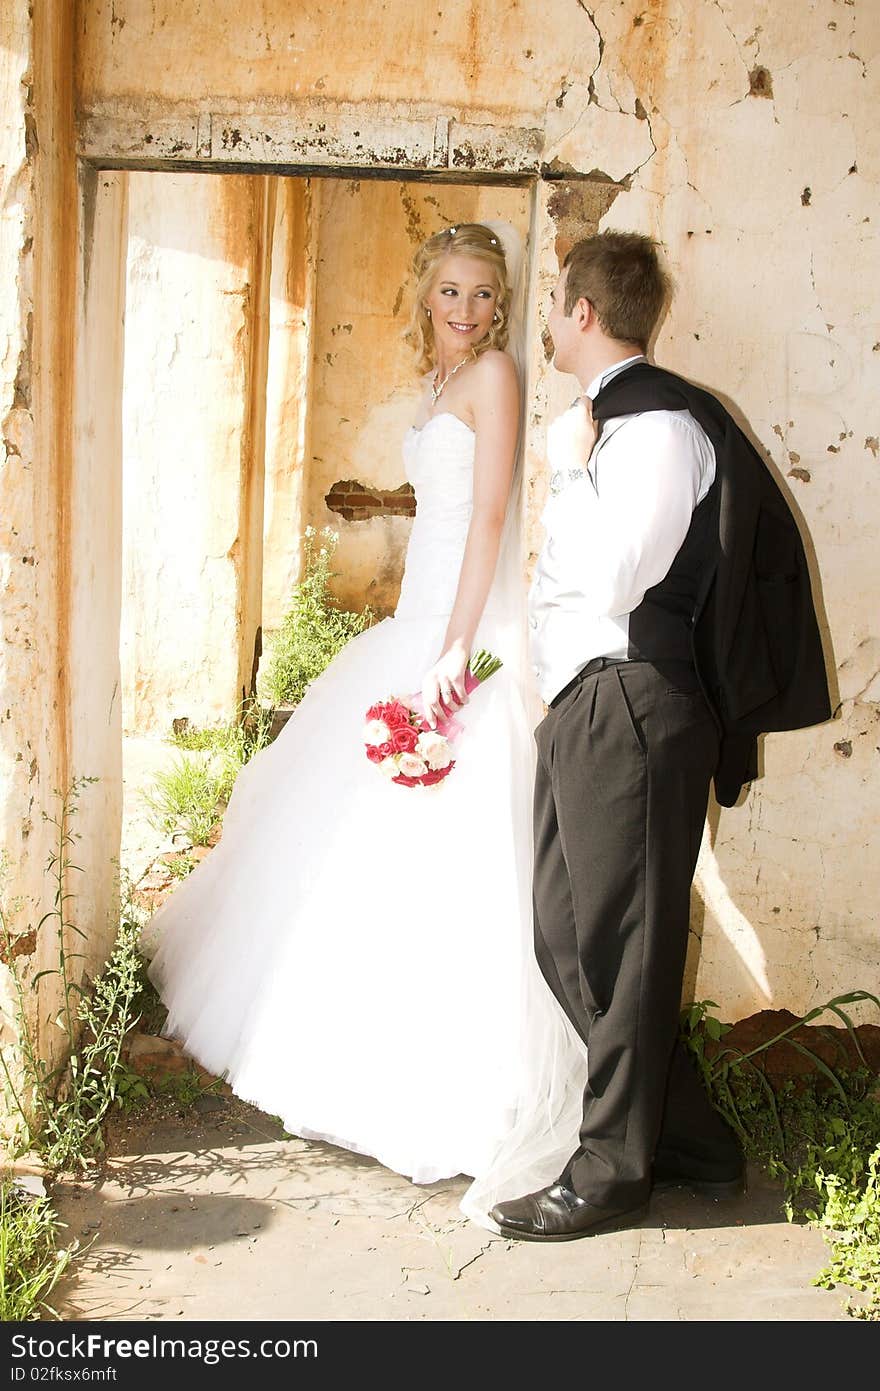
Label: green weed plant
xmin=0 ymin=1182 xmax=72 ymax=1321
xmin=145 ymin=699 xmax=274 ymax=847
xmin=0 ymin=781 xmax=149 ymax=1169
xmin=154 ymin=1069 xmax=222 ymax=1109
xmin=682 ymin=993 xmax=880 ymax=1320
xmin=260 ymin=527 xmax=373 ymax=708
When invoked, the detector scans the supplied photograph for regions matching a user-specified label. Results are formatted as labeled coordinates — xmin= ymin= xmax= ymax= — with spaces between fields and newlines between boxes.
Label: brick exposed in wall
xmin=325 ymin=479 xmax=416 ymax=522
xmin=545 ymin=178 xmax=622 ymax=264
xmin=0 ymin=928 xmax=37 ymax=964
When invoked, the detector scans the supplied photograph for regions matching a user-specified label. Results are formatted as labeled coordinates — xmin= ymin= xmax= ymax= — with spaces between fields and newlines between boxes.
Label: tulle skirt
xmin=146 ymin=608 xmax=587 ymax=1226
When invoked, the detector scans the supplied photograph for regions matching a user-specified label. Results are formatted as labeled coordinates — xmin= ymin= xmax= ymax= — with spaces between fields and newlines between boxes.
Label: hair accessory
xmin=448 ymin=225 xmax=457 ymax=234
xmin=490 ymin=237 xmax=498 ymax=245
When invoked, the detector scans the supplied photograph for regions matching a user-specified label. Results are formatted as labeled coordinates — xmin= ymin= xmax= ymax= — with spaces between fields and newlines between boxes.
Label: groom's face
xmin=548 ymin=267 xmax=577 ymax=375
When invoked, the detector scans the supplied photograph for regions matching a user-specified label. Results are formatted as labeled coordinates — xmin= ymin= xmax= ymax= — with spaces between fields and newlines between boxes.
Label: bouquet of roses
xmin=363 ymin=649 xmax=502 ymax=788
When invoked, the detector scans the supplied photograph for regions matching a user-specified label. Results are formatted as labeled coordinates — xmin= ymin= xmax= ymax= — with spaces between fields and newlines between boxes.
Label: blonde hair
xmin=405 ymin=223 xmax=511 ymax=375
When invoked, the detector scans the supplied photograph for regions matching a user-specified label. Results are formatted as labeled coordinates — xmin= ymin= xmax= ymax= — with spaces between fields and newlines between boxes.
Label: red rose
xmin=421 ymin=763 xmax=455 ymax=786
xmin=365 ymin=744 xmax=383 ymax=763
xmin=390 ymin=724 xmax=419 ymax=753
xmin=384 ymin=700 xmax=412 ymax=729
xmin=378 ymin=741 xmax=394 ymax=759
xmin=365 ymin=703 xmax=386 ymax=723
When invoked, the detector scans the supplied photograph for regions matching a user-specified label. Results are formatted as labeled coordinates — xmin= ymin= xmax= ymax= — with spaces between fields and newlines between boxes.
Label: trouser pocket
xmin=613 ymin=666 xmax=647 ymax=756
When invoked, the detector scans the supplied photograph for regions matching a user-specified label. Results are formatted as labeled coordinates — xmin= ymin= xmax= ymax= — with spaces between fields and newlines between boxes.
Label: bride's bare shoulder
xmin=472 ymin=348 xmax=518 ymax=388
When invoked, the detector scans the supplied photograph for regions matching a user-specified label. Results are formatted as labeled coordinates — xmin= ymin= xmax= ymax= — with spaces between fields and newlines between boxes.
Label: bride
xmin=146 ymin=221 xmax=587 ymax=1227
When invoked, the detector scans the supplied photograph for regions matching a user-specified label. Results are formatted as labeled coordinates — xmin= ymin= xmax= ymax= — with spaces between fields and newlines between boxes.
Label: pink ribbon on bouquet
xmin=407 ymin=666 xmax=483 ymax=738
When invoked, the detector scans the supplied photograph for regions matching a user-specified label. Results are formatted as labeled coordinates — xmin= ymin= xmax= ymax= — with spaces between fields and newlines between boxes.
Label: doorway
xmin=115 ymin=169 xmax=532 ymax=880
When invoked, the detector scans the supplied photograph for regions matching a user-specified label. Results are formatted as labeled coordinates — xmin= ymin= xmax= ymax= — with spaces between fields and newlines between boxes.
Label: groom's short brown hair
xmin=563 ymin=230 xmax=670 ymax=351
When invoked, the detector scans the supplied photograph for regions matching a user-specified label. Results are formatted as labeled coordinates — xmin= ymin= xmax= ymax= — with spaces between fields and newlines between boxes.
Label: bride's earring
xmin=493 ymin=311 xmax=501 ymax=322
xmin=425 ymin=306 xmax=432 ymax=318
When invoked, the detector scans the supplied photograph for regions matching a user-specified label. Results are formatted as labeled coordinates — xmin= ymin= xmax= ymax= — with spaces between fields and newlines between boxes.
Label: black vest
xmin=626 ymin=485 xmax=716 ymax=665
xmin=592 ymin=363 xmax=831 ymax=806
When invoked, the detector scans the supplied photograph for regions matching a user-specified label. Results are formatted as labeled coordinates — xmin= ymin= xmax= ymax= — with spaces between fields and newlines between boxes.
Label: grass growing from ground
xmin=144 ymin=700 xmax=275 ymax=847
xmin=0 ymin=786 xmax=157 ymax=1318
xmin=143 ymin=754 xmax=226 ymax=848
xmin=683 ymin=995 xmax=880 ymax=1319
xmin=0 ymin=1182 xmax=72 ymax=1321
xmin=0 ymin=786 xmax=151 ymax=1169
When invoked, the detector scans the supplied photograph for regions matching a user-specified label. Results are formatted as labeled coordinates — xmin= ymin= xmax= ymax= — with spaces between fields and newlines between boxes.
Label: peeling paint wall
xmin=0 ymin=0 xmax=50 ymax=1093
xmin=68 ymin=167 xmax=128 ymax=991
xmin=262 ymin=178 xmax=318 ymax=631
xmin=120 ymin=173 xmax=269 ymax=734
xmin=76 ymin=0 xmax=600 ymax=121
xmin=1 ymin=0 xmax=124 ymax=1096
xmin=0 ymin=0 xmax=875 ymax=1081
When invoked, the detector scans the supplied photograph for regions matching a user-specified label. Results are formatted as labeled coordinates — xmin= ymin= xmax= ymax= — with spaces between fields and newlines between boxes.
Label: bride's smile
xmin=425 ymin=252 xmax=500 ymax=368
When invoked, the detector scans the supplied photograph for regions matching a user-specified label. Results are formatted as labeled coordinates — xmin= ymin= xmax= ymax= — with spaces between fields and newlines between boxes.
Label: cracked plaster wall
xmin=0 ymin=0 xmax=875 ymax=1067
xmin=120 ymin=172 xmax=271 ymax=734
xmin=262 ymin=178 xmax=318 ymax=632
xmin=0 ymin=0 xmax=51 ymax=1084
xmin=1 ymin=1 xmax=126 ymax=1092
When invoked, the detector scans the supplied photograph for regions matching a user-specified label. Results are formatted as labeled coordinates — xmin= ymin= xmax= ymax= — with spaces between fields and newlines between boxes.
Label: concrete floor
xmin=51 ymin=1099 xmax=849 ymax=1323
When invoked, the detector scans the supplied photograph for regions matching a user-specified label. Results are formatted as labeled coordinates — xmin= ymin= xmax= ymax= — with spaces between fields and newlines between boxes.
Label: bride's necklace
xmin=431 ymin=349 xmax=475 ymax=405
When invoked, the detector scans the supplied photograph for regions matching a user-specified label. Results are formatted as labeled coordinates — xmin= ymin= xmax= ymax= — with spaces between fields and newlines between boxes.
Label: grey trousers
xmin=533 ymin=658 xmax=740 ymax=1210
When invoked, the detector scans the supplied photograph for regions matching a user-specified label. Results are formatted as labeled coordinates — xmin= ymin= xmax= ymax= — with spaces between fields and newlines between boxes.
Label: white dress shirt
xmin=528 ymin=357 xmax=717 ymax=705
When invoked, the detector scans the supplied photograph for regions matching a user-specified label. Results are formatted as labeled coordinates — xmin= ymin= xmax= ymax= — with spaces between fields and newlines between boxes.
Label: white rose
xmin=396 ymin=753 xmax=428 ymax=779
xmin=415 ymin=731 xmax=453 ymax=771
xmin=363 ymin=719 xmax=391 ymax=745
xmin=378 ymin=757 xmax=399 ymax=780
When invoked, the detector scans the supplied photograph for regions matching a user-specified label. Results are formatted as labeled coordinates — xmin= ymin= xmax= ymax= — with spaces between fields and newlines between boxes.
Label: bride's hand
xmin=422 ymin=640 xmax=470 ymax=728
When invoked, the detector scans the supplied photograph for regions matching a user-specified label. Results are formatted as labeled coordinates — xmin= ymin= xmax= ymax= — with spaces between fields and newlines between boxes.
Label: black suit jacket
xmin=592 ymin=362 xmax=832 ymax=806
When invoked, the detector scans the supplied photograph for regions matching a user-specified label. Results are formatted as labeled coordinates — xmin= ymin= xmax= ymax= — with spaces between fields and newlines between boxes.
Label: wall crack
xmin=576 ymin=2 xmax=605 ymax=107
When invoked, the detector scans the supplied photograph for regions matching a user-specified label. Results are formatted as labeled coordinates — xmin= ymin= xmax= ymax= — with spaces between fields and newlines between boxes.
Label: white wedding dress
xmin=147 ymin=411 xmax=587 ymax=1225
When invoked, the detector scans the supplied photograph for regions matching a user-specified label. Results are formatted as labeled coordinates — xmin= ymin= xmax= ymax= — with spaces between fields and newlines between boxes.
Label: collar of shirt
xmin=585 ymin=354 xmax=646 ymax=402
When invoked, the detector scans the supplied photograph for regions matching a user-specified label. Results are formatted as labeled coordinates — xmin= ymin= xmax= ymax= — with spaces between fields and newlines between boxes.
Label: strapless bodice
xmin=394 ymin=413 xmax=478 ymax=619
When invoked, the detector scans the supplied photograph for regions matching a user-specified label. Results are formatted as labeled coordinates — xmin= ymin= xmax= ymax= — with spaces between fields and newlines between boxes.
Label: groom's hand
xmin=547 ymin=396 xmax=599 ymax=475
xmin=570 ymin=394 xmax=599 ymax=465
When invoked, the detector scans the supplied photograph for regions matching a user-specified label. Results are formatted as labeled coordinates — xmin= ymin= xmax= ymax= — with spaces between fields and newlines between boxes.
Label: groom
xmin=491 ymin=230 xmax=831 ymax=1241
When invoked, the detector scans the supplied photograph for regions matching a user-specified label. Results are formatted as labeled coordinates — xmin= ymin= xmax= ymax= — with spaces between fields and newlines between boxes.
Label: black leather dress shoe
xmin=490 ymin=1183 xmax=648 ymax=1242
